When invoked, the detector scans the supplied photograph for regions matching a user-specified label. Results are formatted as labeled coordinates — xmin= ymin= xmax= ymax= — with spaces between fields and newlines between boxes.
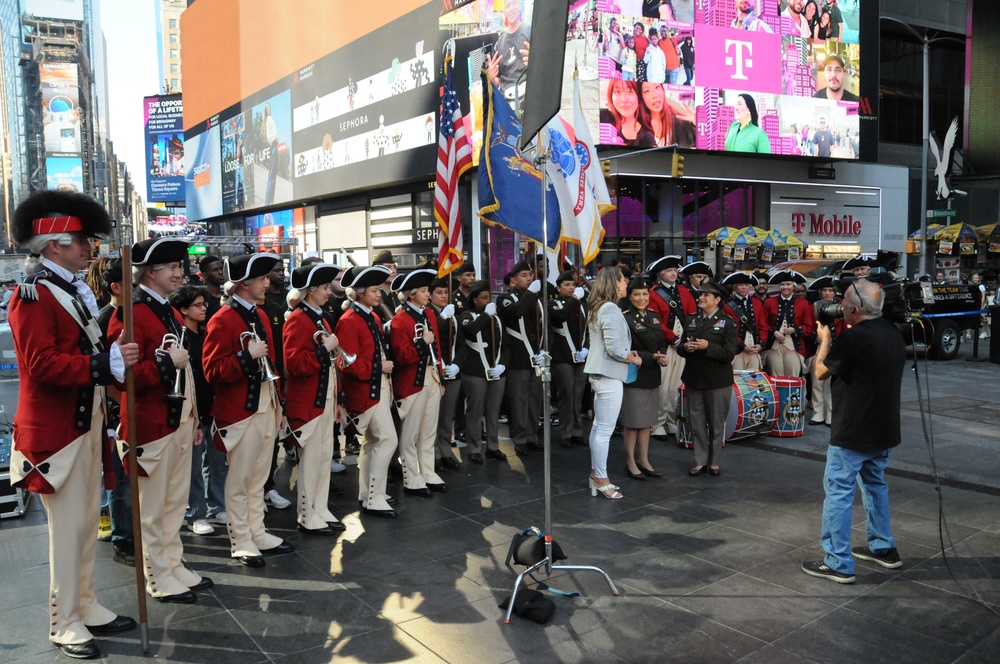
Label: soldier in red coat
xmin=646 ymin=255 xmax=697 ymax=440
xmin=722 ymin=271 xmax=769 ymax=371
xmin=283 ymin=264 xmax=347 ymax=535
xmin=203 ymin=253 xmax=292 ymax=567
xmin=389 ymin=269 xmax=449 ymax=495
xmin=107 ymin=237 xmax=212 ymax=603
xmin=763 ymin=270 xmax=815 ymax=377
xmin=336 ymin=265 xmax=399 ymax=518
xmin=8 ymin=191 xmax=139 ymax=660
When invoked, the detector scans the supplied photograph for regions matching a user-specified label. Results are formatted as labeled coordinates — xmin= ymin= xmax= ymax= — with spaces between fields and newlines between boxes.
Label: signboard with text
xmin=144 ymin=94 xmax=185 ymax=203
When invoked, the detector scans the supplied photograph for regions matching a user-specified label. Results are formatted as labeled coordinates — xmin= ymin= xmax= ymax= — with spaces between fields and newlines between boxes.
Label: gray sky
xmin=104 ymin=0 xmax=160 ymax=205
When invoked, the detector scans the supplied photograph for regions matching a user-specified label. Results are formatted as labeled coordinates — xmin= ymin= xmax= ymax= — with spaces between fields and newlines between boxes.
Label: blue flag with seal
xmin=477 ymin=73 xmax=560 ymax=250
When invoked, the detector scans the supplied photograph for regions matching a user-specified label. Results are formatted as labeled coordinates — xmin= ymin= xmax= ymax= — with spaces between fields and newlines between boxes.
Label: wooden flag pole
xmin=120 ymin=245 xmax=149 ymax=652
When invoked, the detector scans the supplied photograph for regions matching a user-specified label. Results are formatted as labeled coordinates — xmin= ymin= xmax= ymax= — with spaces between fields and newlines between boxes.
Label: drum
xmin=676 ymin=371 xmax=777 ymax=449
xmin=726 ymin=370 xmax=777 ymax=440
xmin=769 ymin=376 xmax=806 ymax=438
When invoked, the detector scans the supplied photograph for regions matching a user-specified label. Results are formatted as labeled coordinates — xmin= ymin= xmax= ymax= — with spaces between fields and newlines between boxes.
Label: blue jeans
xmin=821 ymin=446 xmax=896 ymax=574
xmin=106 ymin=442 xmax=133 ymax=542
xmin=187 ymin=424 xmax=228 ymax=520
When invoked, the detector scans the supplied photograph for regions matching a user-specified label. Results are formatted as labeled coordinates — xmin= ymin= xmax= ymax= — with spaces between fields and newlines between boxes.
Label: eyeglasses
xmin=851 ymin=282 xmax=865 ymax=312
xmin=190 ymin=301 xmax=208 ymax=308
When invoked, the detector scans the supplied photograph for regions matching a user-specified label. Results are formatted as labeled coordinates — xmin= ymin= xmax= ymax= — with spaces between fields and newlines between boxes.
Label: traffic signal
xmin=671 ymin=152 xmax=684 ymax=178
xmin=601 ymin=159 xmax=612 ymax=181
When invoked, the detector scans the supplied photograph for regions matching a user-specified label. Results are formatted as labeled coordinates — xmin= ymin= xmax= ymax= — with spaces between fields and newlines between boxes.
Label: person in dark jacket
xmin=549 ymin=270 xmax=589 ymax=449
xmin=459 ymin=280 xmax=508 ymax=464
xmin=678 ymin=279 xmax=738 ymax=477
xmin=621 ymin=276 xmax=668 ymax=479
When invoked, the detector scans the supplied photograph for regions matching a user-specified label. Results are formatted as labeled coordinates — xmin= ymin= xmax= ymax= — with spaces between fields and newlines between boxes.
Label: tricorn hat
xmin=680 ymin=261 xmax=714 ymax=277
xmin=342 ymin=265 xmax=393 ymax=290
xmin=769 ymin=270 xmax=807 ymax=285
xmin=809 ymin=275 xmax=836 ymax=291
xmin=12 ymin=190 xmax=112 ymax=245
xmin=132 ymin=237 xmax=189 ymax=266
xmin=290 ymin=263 xmax=340 ymax=290
xmin=225 ymin=253 xmax=281 ymax=283
xmin=390 ymin=269 xmax=436 ymax=292
xmin=843 ymin=255 xmax=880 ymax=271
xmin=647 ymin=255 xmax=682 ymax=274
xmin=722 ymin=271 xmax=759 ymax=286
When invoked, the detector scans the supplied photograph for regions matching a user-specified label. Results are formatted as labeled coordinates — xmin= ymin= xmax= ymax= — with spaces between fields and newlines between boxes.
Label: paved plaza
xmin=2 ymin=342 xmax=1000 ymax=663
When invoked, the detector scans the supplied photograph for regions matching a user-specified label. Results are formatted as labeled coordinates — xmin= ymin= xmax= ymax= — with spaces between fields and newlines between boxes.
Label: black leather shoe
xmin=513 ymin=445 xmax=530 ymax=458
xmin=237 ymin=555 xmax=265 ymax=568
xmin=808 ymin=419 xmax=825 ymax=426
xmin=387 ymin=496 xmax=398 ymax=506
xmin=441 ymin=456 xmax=460 ymax=469
xmin=485 ymin=448 xmax=508 ymax=461
xmin=57 ymin=640 xmax=101 ymax=660
xmin=427 ymin=483 xmax=448 ymax=493
xmin=362 ymin=507 xmax=398 ymax=518
xmin=625 ymin=467 xmax=645 ymax=480
xmin=469 ymin=453 xmax=483 ymax=464
xmin=112 ymin=540 xmax=135 ymax=567
xmin=297 ymin=524 xmax=338 ymax=536
xmin=689 ymin=466 xmax=707 ymax=477
xmin=87 ymin=615 xmax=137 ymax=636
xmin=708 ymin=467 xmax=721 ymax=477
xmin=638 ymin=464 xmax=663 ymax=479
xmin=261 ymin=541 xmax=294 ymax=555
xmin=404 ymin=487 xmax=433 ymax=497
xmin=571 ymin=436 xmax=588 ymax=447
xmin=325 ymin=520 xmax=347 ymax=531
xmin=189 ymin=577 xmax=214 ymax=592
xmin=527 ymin=441 xmax=544 ymax=451
xmin=155 ymin=591 xmax=197 ymax=604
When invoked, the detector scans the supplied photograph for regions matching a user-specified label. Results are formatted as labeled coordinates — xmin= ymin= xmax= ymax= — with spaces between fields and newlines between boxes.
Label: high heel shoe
xmin=589 ymin=478 xmax=623 ymax=499
xmin=638 ymin=464 xmax=662 ymax=478
xmin=688 ymin=466 xmax=707 ymax=477
xmin=625 ymin=466 xmax=645 ymax=480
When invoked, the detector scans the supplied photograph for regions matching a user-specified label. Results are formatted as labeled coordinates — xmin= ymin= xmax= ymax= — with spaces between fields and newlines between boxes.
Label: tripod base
xmin=503 ymin=558 xmax=619 ymax=624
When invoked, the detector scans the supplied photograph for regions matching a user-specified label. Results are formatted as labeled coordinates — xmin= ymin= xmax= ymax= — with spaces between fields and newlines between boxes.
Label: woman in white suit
xmin=584 ymin=267 xmax=642 ymax=499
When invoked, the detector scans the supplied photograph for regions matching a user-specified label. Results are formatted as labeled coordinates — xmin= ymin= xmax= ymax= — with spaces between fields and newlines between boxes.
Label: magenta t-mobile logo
xmin=725 ymin=40 xmax=753 ymax=81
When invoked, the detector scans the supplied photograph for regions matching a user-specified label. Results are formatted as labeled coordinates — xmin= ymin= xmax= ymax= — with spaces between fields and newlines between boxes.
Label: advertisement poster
xmin=250 ymin=90 xmax=293 ymax=208
xmin=144 ymin=94 xmax=185 ymax=203
xmin=45 ymin=156 xmax=84 ymax=192
xmin=184 ymin=121 xmax=223 ymax=220
xmin=40 ymin=62 xmax=81 ymax=155
xmin=221 ymin=110 xmax=252 ymax=215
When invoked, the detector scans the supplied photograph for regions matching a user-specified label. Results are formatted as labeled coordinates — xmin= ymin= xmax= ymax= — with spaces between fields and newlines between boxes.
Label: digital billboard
xmin=184 ymin=119 xmax=223 ymax=220
xmin=144 ymin=94 xmax=185 ymax=203
xmin=46 ymin=156 xmax=84 ymax=192
xmin=40 ymin=63 xmax=81 ymax=156
xmin=24 ymin=0 xmax=84 ymax=21
xmin=444 ymin=0 xmax=864 ymax=160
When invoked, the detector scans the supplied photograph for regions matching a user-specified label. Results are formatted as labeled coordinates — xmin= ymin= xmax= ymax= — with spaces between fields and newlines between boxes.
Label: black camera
xmin=817 ymin=303 xmax=844 ymax=327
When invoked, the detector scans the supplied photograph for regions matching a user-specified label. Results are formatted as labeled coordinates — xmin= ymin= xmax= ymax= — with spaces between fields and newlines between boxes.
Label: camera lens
xmin=818 ymin=303 xmax=844 ymax=326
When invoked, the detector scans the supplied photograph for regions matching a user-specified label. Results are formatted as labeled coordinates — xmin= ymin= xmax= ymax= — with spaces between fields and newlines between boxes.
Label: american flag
xmin=435 ymin=43 xmax=472 ymax=278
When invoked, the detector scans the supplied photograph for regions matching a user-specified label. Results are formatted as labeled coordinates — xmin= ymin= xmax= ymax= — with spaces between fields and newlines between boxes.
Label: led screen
xmin=144 ymin=94 xmax=185 ymax=203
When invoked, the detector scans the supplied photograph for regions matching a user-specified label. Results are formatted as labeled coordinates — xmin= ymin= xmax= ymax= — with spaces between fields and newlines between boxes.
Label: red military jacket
xmin=723 ymin=294 xmax=769 ymax=353
xmin=9 ymin=270 xmax=115 ymax=494
xmin=336 ymin=304 xmax=387 ymax=416
xmin=763 ymin=295 xmax=816 ymax=356
xmin=648 ymin=280 xmax=697 ymax=343
xmin=283 ymin=305 xmax=335 ymax=428
xmin=389 ymin=304 xmax=442 ymax=400
xmin=107 ymin=289 xmax=190 ymax=447
xmin=203 ymin=301 xmax=279 ymax=433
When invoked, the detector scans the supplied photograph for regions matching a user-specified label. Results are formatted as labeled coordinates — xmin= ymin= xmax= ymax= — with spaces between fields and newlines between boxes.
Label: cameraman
xmin=801 ymin=279 xmax=906 ymax=584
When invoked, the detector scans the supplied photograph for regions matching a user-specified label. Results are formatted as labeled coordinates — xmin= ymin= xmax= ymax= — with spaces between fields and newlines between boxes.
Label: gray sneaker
xmin=851 ymin=546 xmax=902 ymax=569
xmin=801 ymin=560 xmax=855 ymax=584
xmin=208 ymin=511 xmax=228 ymax=526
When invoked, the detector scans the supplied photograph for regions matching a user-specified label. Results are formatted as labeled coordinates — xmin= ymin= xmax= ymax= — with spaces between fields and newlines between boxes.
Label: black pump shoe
xmin=625 ymin=467 xmax=645 ymax=480
xmin=638 ymin=464 xmax=663 ymax=478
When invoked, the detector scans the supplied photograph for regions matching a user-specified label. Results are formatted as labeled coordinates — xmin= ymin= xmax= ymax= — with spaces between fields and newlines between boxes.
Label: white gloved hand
xmin=527 ymin=280 xmax=541 ymax=294
xmin=440 ymin=304 xmax=455 ymax=320
xmin=573 ymin=286 xmax=585 ymax=300
xmin=575 ymin=348 xmax=589 ymax=362
xmin=533 ymin=351 xmax=548 ymax=366
xmin=489 ymin=363 xmax=506 ymax=379
xmin=444 ymin=363 xmax=460 ymax=378
xmin=484 ymin=302 xmax=497 ymax=316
